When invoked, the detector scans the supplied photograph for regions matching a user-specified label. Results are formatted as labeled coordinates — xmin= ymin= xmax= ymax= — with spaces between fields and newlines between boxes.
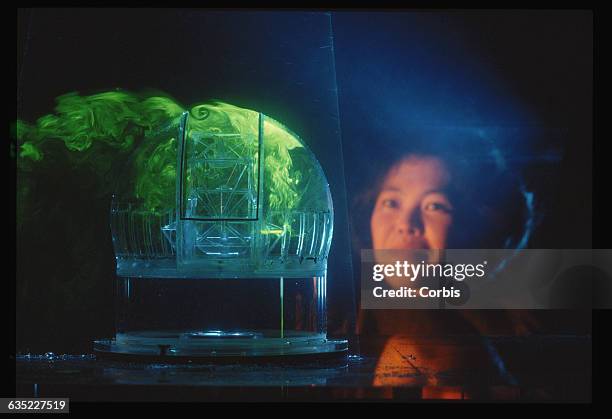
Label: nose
xmin=397 ymin=205 xmax=424 ymax=236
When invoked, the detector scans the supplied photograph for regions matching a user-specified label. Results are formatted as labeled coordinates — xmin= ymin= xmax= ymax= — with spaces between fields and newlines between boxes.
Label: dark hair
xmin=350 ymin=130 xmax=530 ymax=253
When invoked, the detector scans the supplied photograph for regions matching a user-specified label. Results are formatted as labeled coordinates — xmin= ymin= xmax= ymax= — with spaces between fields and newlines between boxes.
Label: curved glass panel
xmin=111 ymin=102 xmax=334 ymax=279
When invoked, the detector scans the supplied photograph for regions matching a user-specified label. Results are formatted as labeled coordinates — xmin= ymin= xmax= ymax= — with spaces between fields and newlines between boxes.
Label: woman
xmin=352 ymin=133 xmax=536 ymax=336
xmin=350 ymin=133 xmax=541 ymax=391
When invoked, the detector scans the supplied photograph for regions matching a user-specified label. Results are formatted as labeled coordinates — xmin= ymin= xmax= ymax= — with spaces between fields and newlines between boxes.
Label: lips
xmin=390 ymin=237 xmax=429 ymax=250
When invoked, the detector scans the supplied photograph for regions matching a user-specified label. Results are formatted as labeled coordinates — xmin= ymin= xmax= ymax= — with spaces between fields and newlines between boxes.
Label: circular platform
xmin=94 ymin=330 xmax=348 ymax=363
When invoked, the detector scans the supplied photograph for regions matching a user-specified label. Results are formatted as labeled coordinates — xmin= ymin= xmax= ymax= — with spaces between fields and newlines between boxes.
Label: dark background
xmin=16 ymin=9 xmax=593 ymax=353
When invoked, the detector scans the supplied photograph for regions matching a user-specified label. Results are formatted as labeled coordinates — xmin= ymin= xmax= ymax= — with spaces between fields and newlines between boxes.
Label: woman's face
xmin=370 ymin=156 xmax=453 ymax=250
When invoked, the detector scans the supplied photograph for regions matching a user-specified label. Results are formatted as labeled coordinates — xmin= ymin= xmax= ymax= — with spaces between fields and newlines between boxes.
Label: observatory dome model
xmin=111 ymin=102 xmax=333 ymax=279
xmin=95 ymin=101 xmax=346 ymax=359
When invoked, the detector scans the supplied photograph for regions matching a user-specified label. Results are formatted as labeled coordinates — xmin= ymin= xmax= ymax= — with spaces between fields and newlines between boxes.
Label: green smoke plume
xmin=14 ymin=90 xmax=327 ymax=221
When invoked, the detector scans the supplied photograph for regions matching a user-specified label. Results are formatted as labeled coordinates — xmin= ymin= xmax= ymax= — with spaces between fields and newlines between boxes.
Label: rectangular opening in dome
xmin=177 ymin=112 xmax=263 ymax=222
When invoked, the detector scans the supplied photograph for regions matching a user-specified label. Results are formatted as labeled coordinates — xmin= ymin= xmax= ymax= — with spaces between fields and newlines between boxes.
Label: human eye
xmin=377 ymin=193 xmax=401 ymax=210
xmin=424 ymin=202 xmax=452 ymax=212
xmin=423 ymin=195 xmax=453 ymax=214
xmin=381 ymin=198 xmax=400 ymax=209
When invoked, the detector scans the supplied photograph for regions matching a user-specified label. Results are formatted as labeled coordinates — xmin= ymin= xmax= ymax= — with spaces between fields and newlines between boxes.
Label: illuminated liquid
xmin=115 ymin=276 xmax=327 ymax=343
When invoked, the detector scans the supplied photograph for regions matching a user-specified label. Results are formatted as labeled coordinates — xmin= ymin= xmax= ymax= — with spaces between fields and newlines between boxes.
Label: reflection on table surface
xmin=15 ymin=334 xmax=591 ymax=401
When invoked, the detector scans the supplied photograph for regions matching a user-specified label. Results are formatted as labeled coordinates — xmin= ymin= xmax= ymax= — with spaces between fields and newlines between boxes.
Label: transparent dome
xmin=98 ymin=102 xmax=346 ymax=359
xmin=110 ymin=102 xmax=334 ymax=279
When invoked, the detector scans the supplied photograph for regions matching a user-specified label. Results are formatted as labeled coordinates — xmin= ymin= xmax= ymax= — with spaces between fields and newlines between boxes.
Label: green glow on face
xmin=15 ymin=91 xmax=326 ymax=219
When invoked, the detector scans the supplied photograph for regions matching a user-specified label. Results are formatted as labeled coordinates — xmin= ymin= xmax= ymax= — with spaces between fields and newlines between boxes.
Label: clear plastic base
xmin=93 ymin=330 xmax=348 ymax=360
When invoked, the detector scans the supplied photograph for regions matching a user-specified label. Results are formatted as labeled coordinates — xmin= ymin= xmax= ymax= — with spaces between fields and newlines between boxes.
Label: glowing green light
xmin=260 ymin=229 xmax=285 ymax=235
xmin=19 ymin=142 xmax=43 ymax=161
xmin=14 ymin=90 xmax=328 ymax=221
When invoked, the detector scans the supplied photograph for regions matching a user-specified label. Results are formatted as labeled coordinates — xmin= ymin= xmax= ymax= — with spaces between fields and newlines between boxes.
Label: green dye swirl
xmin=14 ymin=90 xmax=327 ymax=221
xmin=15 ymin=91 xmax=182 ymax=168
